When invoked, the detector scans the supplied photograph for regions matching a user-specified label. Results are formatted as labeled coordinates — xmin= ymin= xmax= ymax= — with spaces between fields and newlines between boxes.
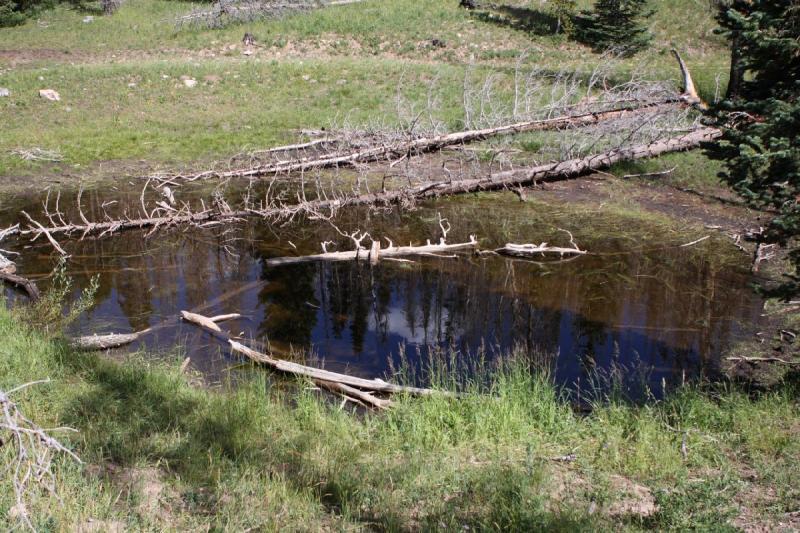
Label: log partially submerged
xmin=166 ymin=101 xmax=680 ymax=181
xmin=180 ymin=310 xmax=442 ymax=398
xmin=72 ymin=313 xmax=240 ymax=351
xmin=71 ymin=330 xmax=150 ymax=351
xmin=0 ymin=271 xmax=40 ymax=302
xmin=266 ymin=235 xmax=478 ymax=267
xmin=6 ymin=127 xmax=722 ymax=246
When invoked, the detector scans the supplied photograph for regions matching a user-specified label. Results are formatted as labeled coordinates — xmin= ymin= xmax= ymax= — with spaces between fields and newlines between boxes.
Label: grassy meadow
xmin=2 ymin=0 xmax=798 ymax=530
xmin=0 ymin=304 xmax=798 ymax=530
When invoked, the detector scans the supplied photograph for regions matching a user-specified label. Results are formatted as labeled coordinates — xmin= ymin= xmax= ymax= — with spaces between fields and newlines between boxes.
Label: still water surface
xmin=1 ymin=189 xmax=763 ymax=399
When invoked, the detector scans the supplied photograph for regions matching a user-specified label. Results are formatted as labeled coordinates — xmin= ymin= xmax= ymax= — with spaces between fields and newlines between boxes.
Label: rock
xmin=242 ymin=49 xmax=254 ymax=56
xmin=606 ymin=475 xmax=658 ymax=518
xmin=127 ymin=82 xmax=136 ymax=88
xmin=0 ymin=88 xmax=9 ymax=97
xmin=39 ymin=89 xmax=61 ymax=101
xmin=82 ymin=15 xmax=94 ymax=23
xmin=302 ymin=74 xmax=311 ymax=81
xmin=75 ymin=519 xmax=125 ymax=533
xmin=182 ymin=79 xmax=197 ymax=88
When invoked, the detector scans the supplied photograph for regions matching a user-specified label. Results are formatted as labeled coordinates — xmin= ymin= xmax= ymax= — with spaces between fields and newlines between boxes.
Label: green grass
xmin=0 ymin=304 xmax=797 ymax=530
xmin=0 ymin=0 xmax=731 ymax=184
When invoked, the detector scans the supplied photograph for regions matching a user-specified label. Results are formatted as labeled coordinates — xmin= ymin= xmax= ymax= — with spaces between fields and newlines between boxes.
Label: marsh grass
xmin=0 ymin=302 xmax=797 ymax=530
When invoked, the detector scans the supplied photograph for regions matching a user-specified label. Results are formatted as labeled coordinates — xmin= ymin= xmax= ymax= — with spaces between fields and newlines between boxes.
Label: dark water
xmin=0 ymin=186 xmax=764 ymax=400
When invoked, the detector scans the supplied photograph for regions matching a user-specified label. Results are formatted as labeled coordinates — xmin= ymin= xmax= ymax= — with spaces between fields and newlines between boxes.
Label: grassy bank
xmin=0 ymin=0 xmax=730 ymax=185
xmin=1 ymin=304 xmax=798 ymax=530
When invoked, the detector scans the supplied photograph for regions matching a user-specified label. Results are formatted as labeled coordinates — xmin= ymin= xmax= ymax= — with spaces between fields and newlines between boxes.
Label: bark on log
xmin=71 ymin=330 xmax=150 ymax=351
xmin=6 ymin=128 xmax=721 ymax=244
xmin=313 ymin=379 xmax=393 ymax=410
xmin=73 ymin=314 xmax=239 ymax=351
xmin=169 ymin=101 xmax=681 ymax=181
xmin=0 ymin=271 xmax=40 ymax=301
xmin=266 ymin=236 xmax=478 ymax=267
xmin=495 ymin=243 xmax=587 ymax=258
xmin=180 ymin=310 xmax=442 ymax=396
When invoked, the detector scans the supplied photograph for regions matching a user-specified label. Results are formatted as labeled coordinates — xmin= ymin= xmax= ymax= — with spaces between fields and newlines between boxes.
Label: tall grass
xmin=0 ymin=301 xmax=797 ymax=530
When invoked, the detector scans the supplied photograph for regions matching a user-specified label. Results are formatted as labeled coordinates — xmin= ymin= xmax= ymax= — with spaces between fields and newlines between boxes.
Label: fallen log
xmin=5 ymin=127 xmax=721 ymax=245
xmin=495 ymin=243 xmax=587 ymax=258
xmin=71 ymin=330 xmax=150 ymax=351
xmin=312 ymin=379 xmax=393 ymax=410
xmin=73 ymin=313 xmax=240 ymax=351
xmin=180 ymin=310 xmax=443 ymax=397
xmin=726 ymin=356 xmax=800 ymax=366
xmin=166 ymin=101 xmax=681 ymax=181
xmin=0 ymin=270 xmax=40 ymax=301
xmin=266 ymin=235 xmax=478 ymax=267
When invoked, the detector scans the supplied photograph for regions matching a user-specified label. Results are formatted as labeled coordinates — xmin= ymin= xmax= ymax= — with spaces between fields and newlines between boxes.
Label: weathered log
xmin=168 ymin=101 xmax=681 ymax=181
xmin=0 ymin=271 xmax=40 ymax=301
xmin=494 ymin=242 xmax=587 ymax=259
xmin=5 ymin=128 xmax=721 ymax=245
xmin=312 ymin=379 xmax=393 ymax=410
xmin=266 ymin=235 xmax=478 ymax=267
xmin=71 ymin=330 xmax=149 ymax=351
xmin=726 ymin=356 xmax=800 ymax=366
xmin=73 ymin=313 xmax=239 ymax=351
xmin=180 ymin=310 xmax=443 ymax=396
xmin=671 ymin=49 xmax=705 ymax=109
xmin=0 ymin=251 xmax=15 ymax=274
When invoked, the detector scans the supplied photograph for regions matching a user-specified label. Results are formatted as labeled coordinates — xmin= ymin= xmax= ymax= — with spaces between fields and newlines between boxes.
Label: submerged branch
xmin=180 ymin=310 xmax=444 ymax=398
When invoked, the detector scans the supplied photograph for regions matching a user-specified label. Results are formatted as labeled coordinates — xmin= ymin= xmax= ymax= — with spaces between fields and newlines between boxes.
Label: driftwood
xmin=726 ymin=356 xmax=800 ymax=366
xmin=180 ymin=310 xmax=442 ymax=397
xmin=72 ymin=313 xmax=240 ymax=351
xmin=671 ymin=49 xmax=705 ymax=108
xmin=0 ymin=270 xmax=40 ymax=301
xmin=312 ymin=378 xmax=393 ymax=410
xmin=165 ymin=101 xmax=680 ymax=181
xmin=5 ymin=127 xmax=722 ymax=248
xmin=70 ymin=330 xmax=151 ymax=351
xmin=495 ymin=243 xmax=586 ymax=258
xmin=266 ymin=235 xmax=478 ymax=267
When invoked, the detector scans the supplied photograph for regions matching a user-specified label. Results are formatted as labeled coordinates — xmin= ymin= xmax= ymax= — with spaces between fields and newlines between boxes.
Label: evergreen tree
xmin=550 ymin=0 xmax=577 ymax=36
xmin=0 ymin=0 xmax=55 ymax=27
xmin=574 ymin=0 xmax=653 ymax=56
xmin=707 ymin=1 xmax=800 ymax=298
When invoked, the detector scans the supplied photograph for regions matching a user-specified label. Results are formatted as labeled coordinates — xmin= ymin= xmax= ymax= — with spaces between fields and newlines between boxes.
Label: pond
xmin=0 ymin=185 xmax=764 ymax=401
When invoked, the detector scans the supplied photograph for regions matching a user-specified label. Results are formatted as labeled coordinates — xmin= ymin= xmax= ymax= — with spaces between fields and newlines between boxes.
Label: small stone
xmin=39 ymin=89 xmax=60 ymax=101
xmin=242 ymin=49 xmax=254 ymax=56
xmin=336 ymin=79 xmax=347 ymax=85
xmin=82 ymin=15 xmax=94 ymax=23
xmin=161 ymin=74 xmax=170 ymax=79
xmin=182 ymin=78 xmax=197 ymax=88
xmin=302 ymin=74 xmax=311 ymax=81
xmin=0 ymin=88 xmax=9 ymax=97
xmin=127 ymin=82 xmax=136 ymax=88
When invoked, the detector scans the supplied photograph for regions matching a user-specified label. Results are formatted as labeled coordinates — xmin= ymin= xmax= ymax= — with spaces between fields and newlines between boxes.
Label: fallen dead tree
xmin=0 ymin=270 xmax=41 ymax=301
xmin=180 ymin=310 xmax=443 ymax=398
xmin=3 ymin=127 xmax=721 ymax=251
xmin=163 ymin=101 xmax=681 ymax=182
xmin=71 ymin=313 xmax=240 ymax=351
xmin=1 ymin=380 xmax=81 ymax=530
xmin=266 ymin=234 xmax=479 ymax=266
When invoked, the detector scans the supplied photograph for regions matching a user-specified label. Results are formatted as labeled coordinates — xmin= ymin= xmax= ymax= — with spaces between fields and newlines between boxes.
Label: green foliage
xmin=706 ymin=1 xmax=800 ymax=298
xmin=0 ymin=0 xmax=55 ymax=27
xmin=549 ymin=0 xmax=577 ymax=35
xmin=574 ymin=0 xmax=654 ymax=56
xmin=19 ymin=258 xmax=99 ymax=333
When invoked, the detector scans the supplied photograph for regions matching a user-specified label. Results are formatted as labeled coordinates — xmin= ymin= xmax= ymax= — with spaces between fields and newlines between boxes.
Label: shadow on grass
xmin=472 ymin=4 xmax=560 ymax=36
xmin=54 ymin=349 xmax=603 ymax=528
